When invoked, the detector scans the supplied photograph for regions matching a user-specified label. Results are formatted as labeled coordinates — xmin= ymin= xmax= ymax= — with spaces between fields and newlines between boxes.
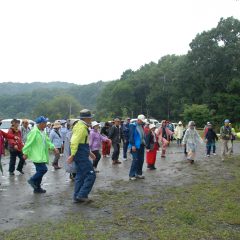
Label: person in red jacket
xmin=0 ymin=119 xmax=19 ymax=179
xmin=8 ymin=119 xmax=25 ymax=175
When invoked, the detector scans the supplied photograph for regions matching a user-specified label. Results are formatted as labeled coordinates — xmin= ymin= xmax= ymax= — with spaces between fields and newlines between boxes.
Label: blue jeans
xmin=206 ymin=141 xmax=216 ymax=155
xmin=123 ymin=140 xmax=129 ymax=158
xmin=31 ymin=163 xmax=48 ymax=189
xmin=129 ymin=144 xmax=145 ymax=177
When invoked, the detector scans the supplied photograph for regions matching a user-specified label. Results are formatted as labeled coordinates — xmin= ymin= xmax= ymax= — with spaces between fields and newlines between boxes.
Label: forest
xmin=0 ymin=17 xmax=239 ymax=127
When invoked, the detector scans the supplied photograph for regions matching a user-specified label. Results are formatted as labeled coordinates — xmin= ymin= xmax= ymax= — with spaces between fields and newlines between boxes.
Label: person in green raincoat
xmin=23 ymin=116 xmax=59 ymax=193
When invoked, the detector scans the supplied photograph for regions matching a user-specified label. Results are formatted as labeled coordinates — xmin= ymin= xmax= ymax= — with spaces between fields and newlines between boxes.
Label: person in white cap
xmin=128 ymin=114 xmax=146 ymax=180
xmin=174 ymin=121 xmax=184 ymax=146
xmin=89 ymin=121 xmax=109 ymax=172
xmin=146 ymin=124 xmax=159 ymax=170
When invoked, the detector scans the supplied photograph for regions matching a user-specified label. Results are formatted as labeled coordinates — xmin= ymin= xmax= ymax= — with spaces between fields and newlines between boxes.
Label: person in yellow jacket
xmin=67 ymin=109 xmax=96 ymax=203
xmin=23 ymin=116 xmax=59 ymax=194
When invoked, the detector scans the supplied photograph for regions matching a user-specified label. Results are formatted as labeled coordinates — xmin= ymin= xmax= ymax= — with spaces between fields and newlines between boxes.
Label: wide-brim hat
xmin=79 ymin=109 xmax=94 ymax=119
xmin=53 ymin=122 xmax=61 ymax=129
xmin=92 ymin=121 xmax=100 ymax=128
xmin=178 ymin=121 xmax=182 ymax=125
xmin=11 ymin=118 xmax=20 ymax=124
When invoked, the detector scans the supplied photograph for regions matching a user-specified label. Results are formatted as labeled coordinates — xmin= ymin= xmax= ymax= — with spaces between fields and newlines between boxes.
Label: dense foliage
xmin=0 ymin=81 xmax=107 ymax=121
xmin=96 ymin=17 xmax=240 ymax=127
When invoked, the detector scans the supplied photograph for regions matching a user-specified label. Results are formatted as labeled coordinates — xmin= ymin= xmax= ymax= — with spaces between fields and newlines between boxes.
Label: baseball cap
xmin=137 ymin=114 xmax=146 ymax=122
xmin=35 ymin=116 xmax=49 ymax=124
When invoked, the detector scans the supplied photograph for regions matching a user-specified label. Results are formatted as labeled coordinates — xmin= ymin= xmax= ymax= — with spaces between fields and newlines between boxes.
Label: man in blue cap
xmin=67 ymin=109 xmax=96 ymax=203
xmin=23 ymin=116 xmax=59 ymax=193
xmin=220 ymin=119 xmax=233 ymax=161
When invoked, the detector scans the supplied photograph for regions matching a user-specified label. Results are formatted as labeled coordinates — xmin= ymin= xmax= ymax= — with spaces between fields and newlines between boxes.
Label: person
xmin=205 ymin=123 xmax=218 ymax=156
xmin=46 ymin=122 xmax=52 ymax=136
xmin=89 ymin=121 xmax=109 ymax=172
xmin=60 ymin=121 xmax=68 ymax=154
xmin=108 ymin=118 xmax=123 ymax=164
xmin=174 ymin=121 xmax=184 ymax=146
xmin=122 ymin=118 xmax=131 ymax=160
xmin=0 ymin=119 xmax=18 ymax=181
xmin=64 ymin=119 xmax=78 ymax=181
xmin=166 ymin=121 xmax=175 ymax=142
xmin=101 ymin=122 xmax=111 ymax=158
xmin=182 ymin=121 xmax=203 ymax=164
xmin=67 ymin=109 xmax=96 ymax=203
xmin=220 ymin=119 xmax=233 ymax=161
xmin=8 ymin=119 xmax=25 ymax=175
xmin=203 ymin=122 xmax=211 ymax=138
xmin=20 ymin=119 xmax=31 ymax=144
xmin=23 ymin=116 xmax=59 ymax=193
xmin=143 ymin=122 xmax=150 ymax=136
xmin=49 ymin=121 xmax=63 ymax=169
xmin=129 ymin=114 xmax=146 ymax=180
xmin=146 ymin=124 xmax=159 ymax=170
xmin=229 ymin=123 xmax=236 ymax=153
xmin=156 ymin=120 xmax=174 ymax=158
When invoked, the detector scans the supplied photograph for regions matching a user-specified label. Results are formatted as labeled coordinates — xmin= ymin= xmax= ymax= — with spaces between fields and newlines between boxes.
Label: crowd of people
xmin=0 ymin=111 xmax=238 ymax=202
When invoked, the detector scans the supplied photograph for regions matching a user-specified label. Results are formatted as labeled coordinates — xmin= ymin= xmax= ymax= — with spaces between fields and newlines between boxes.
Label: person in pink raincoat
xmin=156 ymin=120 xmax=174 ymax=158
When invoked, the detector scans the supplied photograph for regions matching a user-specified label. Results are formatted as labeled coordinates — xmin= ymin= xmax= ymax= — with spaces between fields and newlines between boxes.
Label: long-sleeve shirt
xmin=89 ymin=129 xmax=108 ymax=151
xmin=0 ymin=130 xmax=14 ymax=155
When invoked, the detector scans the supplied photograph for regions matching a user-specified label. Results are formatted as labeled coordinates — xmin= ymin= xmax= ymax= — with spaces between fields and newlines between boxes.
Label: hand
xmin=89 ymin=152 xmax=96 ymax=160
xmin=146 ymin=149 xmax=150 ymax=152
xmin=67 ymin=155 xmax=74 ymax=164
xmin=23 ymin=155 xmax=28 ymax=160
xmin=14 ymin=145 xmax=18 ymax=150
xmin=132 ymin=146 xmax=136 ymax=152
xmin=14 ymin=136 xmax=19 ymax=140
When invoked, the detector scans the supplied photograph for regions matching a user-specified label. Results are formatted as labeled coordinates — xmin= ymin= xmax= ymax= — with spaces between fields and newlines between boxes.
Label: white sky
xmin=0 ymin=0 xmax=239 ymax=84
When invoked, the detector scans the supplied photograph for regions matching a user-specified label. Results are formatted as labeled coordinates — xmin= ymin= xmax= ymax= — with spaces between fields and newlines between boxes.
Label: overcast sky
xmin=0 ymin=0 xmax=239 ymax=84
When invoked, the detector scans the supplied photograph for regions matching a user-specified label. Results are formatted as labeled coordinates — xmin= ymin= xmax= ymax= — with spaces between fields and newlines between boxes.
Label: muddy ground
xmin=0 ymin=141 xmax=239 ymax=231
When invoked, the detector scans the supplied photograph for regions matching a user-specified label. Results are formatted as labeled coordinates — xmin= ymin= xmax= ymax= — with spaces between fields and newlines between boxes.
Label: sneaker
xmin=129 ymin=177 xmax=137 ymax=181
xmin=27 ymin=179 xmax=37 ymax=189
xmin=34 ymin=188 xmax=46 ymax=194
xmin=149 ymin=166 xmax=157 ymax=170
xmin=207 ymin=155 xmax=210 ymax=157
xmin=136 ymin=175 xmax=145 ymax=179
xmin=17 ymin=170 xmax=24 ymax=174
xmin=122 ymin=157 xmax=127 ymax=161
xmin=74 ymin=197 xmax=92 ymax=203
xmin=53 ymin=165 xmax=61 ymax=170
xmin=213 ymin=153 xmax=217 ymax=156
xmin=106 ymin=155 xmax=110 ymax=158
xmin=9 ymin=172 xmax=15 ymax=176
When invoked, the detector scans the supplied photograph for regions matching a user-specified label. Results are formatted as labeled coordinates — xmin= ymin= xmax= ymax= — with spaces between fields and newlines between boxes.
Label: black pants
xmin=9 ymin=149 xmax=25 ymax=173
xmin=92 ymin=150 xmax=101 ymax=168
xmin=112 ymin=143 xmax=120 ymax=161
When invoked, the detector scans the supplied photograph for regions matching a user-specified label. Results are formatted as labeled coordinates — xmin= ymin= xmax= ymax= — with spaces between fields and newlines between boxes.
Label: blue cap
xmin=224 ymin=119 xmax=230 ymax=123
xmin=35 ymin=116 xmax=49 ymax=124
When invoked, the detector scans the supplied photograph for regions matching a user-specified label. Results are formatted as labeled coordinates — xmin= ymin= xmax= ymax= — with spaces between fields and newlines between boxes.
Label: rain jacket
xmin=49 ymin=129 xmax=63 ymax=148
xmin=8 ymin=128 xmax=24 ymax=152
xmin=89 ymin=129 xmax=108 ymax=151
xmin=0 ymin=130 xmax=14 ymax=155
xmin=22 ymin=126 xmax=55 ymax=163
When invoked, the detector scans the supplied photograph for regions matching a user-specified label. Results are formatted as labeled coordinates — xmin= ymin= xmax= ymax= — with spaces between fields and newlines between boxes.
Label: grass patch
xmin=1 ymin=158 xmax=240 ymax=240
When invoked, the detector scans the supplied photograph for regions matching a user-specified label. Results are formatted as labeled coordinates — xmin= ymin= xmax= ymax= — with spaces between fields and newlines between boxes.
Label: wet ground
xmin=0 ymin=141 xmax=239 ymax=231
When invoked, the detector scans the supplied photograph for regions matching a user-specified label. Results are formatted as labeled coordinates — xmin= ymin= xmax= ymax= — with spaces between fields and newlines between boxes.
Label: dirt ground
xmin=0 ymin=141 xmax=239 ymax=231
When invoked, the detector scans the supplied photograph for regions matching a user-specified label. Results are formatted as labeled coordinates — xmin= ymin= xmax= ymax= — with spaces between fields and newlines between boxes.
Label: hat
xmin=224 ymin=119 xmax=230 ymax=123
xmin=11 ymin=119 xmax=20 ymax=124
xmin=149 ymin=124 xmax=156 ymax=129
xmin=35 ymin=116 xmax=49 ymax=124
xmin=67 ymin=119 xmax=78 ymax=127
xmin=137 ymin=114 xmax=146 ymax=122
xmin=22 ymin=119 xmax=29 ymax=123
xmin=79 ymin=109 xmax=94 ymax=119
xmin=53 ymin=121 xmax=61 ymax=129
xmin=178 ymin=121 xmax=182 ymax=125
xmin=92 ymin=121 xmax=100 ymax=128
xmin=207 ymin=122 xmax=212 ymax=126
